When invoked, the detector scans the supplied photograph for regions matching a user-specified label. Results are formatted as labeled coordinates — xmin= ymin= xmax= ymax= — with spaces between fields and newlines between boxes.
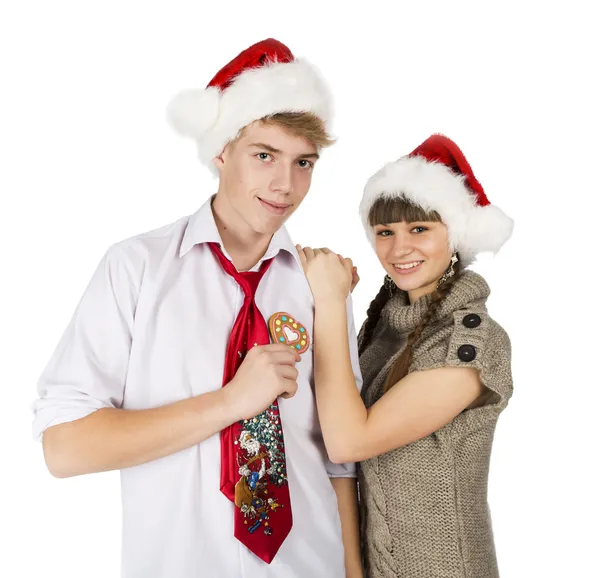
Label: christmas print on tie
xmin=207 ymin=242 xmax=293 ymax=564
xmin=234 ymin=405 xmax=289 ymax=537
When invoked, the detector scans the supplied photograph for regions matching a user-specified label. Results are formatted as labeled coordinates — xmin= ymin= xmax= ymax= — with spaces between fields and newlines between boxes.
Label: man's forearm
xmin=331 ymin=477 xmax=363 ymax=577
xmin=42 ymin=389 xmax=237 ymax=478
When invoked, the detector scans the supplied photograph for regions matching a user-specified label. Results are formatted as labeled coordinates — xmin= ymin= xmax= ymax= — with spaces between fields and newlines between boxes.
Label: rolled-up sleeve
xmin=31 ymin=244 xmax=139 ymax=441
xmin=326 ymin=293 xmax=364 ymax=478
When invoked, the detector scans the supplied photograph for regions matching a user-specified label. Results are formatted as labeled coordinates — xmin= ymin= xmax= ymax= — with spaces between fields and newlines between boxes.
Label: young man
xmin=32 ymin=39 xmax=363 ymax=577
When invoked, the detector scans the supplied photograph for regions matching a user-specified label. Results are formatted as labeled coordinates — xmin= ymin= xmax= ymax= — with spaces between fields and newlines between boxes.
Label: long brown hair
xmin=358 ymin=196 xmax=461 ymax=392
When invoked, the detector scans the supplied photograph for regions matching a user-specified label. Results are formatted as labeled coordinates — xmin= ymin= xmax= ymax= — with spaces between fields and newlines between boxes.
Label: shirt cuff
xmin=326 ymin=460 xmax=357 ymax=478
xmin=31 ymin=401 xmax=104 ymax=442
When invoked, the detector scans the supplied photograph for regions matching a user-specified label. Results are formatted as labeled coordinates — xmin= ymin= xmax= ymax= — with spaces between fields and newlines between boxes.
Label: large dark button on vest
xmin=462 ymin=313 xmax=481 ymax=328
xmin=457 ymin=344 xmax=477 ymax=362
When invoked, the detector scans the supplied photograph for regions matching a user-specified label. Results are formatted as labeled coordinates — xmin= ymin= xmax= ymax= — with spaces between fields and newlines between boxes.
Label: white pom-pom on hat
xmin=167 ymin=86 xmax=221 ymax=139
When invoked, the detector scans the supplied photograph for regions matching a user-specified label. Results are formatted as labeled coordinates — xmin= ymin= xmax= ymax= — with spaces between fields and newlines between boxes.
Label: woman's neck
xmin=407 ymin=279 xmax=438 ymax=304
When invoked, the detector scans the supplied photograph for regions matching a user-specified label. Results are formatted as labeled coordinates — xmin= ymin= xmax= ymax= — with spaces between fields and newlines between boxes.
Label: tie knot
xmin=208 ymin=242 xmax=273 ymax=299
xmin=236 ymin=270 xmax=264 ymax=298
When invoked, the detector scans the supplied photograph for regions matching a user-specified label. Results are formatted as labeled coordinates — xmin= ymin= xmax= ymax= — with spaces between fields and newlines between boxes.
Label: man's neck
xmin=211 ymin=193 xmax=273 ymax=272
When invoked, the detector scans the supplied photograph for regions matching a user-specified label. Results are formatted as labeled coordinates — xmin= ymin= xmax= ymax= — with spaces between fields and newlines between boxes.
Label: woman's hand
xmin=349 ymin=263 xmax=360 ymax=294
xmin=296 ymin=245 xmax=358 ymax=302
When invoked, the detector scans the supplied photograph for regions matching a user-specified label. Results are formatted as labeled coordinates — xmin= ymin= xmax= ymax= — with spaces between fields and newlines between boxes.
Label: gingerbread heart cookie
xmin=268 ymin=312 xmax=310 ymax=355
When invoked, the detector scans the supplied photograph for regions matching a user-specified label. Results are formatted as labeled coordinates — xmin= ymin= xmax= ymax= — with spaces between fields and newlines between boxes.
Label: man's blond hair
xmin=231 ymin=112 xmax=334 ymax=149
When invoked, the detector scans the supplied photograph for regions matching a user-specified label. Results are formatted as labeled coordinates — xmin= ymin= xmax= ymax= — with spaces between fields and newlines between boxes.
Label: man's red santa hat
xmin=167 ymin=38 xmax=332 ymax=175
xmin=359 ymin=134 xmax=514 ymax=266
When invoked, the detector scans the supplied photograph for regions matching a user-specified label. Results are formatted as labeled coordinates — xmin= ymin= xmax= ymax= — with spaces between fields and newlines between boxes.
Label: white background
xmin=2 ymin=1 xmax=599 ymax=576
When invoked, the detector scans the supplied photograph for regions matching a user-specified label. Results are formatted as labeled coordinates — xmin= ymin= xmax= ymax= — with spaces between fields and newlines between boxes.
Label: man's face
xmin=213 ymin=121 xmax=319 ymax=236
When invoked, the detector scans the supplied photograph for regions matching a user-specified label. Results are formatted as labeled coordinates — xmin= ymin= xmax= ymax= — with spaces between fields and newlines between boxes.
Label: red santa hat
xmin=359 ymin=134 xmax=514 ymax=266
xmin=167 ymin=38 xmax=332 ymax=175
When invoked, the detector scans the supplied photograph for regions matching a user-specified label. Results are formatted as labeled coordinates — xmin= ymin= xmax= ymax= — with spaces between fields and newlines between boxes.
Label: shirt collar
xmin=179 ymin=195 xmax=303 ymax=271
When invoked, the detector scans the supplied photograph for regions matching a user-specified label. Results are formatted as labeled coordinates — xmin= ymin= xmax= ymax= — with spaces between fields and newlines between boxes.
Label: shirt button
xmin=457 ymin=344 xmax=477 ymax=362
xmin=462 ymin=313 xmax=481 ymax=328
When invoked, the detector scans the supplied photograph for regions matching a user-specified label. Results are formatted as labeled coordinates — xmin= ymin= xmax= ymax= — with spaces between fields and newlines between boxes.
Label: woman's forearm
xmin=331 ymin=477 xmax=363 ymax=577
xmin=313 ymin=298 xmax=367 ymax=463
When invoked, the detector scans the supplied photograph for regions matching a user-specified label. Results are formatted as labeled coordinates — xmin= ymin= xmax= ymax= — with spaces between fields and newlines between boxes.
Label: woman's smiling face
xmin=373 ymin=217 xmax=453 ymax=300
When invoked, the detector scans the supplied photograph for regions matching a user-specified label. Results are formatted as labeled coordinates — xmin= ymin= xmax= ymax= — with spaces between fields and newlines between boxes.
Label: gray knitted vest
xmin=357 ymin=271 xmax=513 ymax=578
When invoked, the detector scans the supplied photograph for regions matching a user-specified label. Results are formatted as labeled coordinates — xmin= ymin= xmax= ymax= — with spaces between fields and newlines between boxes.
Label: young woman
xmin=297 ymin=134 xmax=514 ymax=578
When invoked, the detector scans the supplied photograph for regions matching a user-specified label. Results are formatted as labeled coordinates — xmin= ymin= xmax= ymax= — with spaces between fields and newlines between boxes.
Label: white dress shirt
xmin=32 ymin=195 xmax=363 ymax=578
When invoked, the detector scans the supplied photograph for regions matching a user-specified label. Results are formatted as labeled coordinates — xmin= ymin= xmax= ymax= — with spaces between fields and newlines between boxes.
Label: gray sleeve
xmin=444 ymin=310 xmax=513 ymax=411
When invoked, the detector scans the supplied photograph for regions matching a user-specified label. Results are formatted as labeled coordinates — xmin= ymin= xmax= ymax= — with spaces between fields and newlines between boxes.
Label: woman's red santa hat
xmin=359 ymin=134 xmax=514 ymax=266
xmin=167 ymin=38 xmax=332 ymax=175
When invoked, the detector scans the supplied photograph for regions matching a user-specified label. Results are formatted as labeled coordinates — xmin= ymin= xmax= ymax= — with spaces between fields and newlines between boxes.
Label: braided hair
xmin=358 ymin=278 xmax=394 ymax=356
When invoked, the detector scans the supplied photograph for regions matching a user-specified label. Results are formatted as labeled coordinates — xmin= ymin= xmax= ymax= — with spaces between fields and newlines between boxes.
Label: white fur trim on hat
xmin=359 ymin=155 xmax=513 ymax=266
xmin=167 ymin=58 xmax=332 ymax=176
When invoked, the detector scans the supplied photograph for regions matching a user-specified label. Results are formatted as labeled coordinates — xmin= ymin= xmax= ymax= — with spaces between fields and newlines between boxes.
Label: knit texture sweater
xmin=357 ymin=271 xmax=513 ymax=578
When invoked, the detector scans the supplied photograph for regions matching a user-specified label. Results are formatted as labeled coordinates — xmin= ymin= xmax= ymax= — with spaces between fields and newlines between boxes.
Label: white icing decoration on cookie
xmin=283 ymin=326 xmax=299 ymax=342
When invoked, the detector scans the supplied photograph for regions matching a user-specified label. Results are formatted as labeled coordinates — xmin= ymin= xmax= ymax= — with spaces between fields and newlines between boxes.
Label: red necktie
xmin=208 ymin=242 xmax=293 ymax=564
